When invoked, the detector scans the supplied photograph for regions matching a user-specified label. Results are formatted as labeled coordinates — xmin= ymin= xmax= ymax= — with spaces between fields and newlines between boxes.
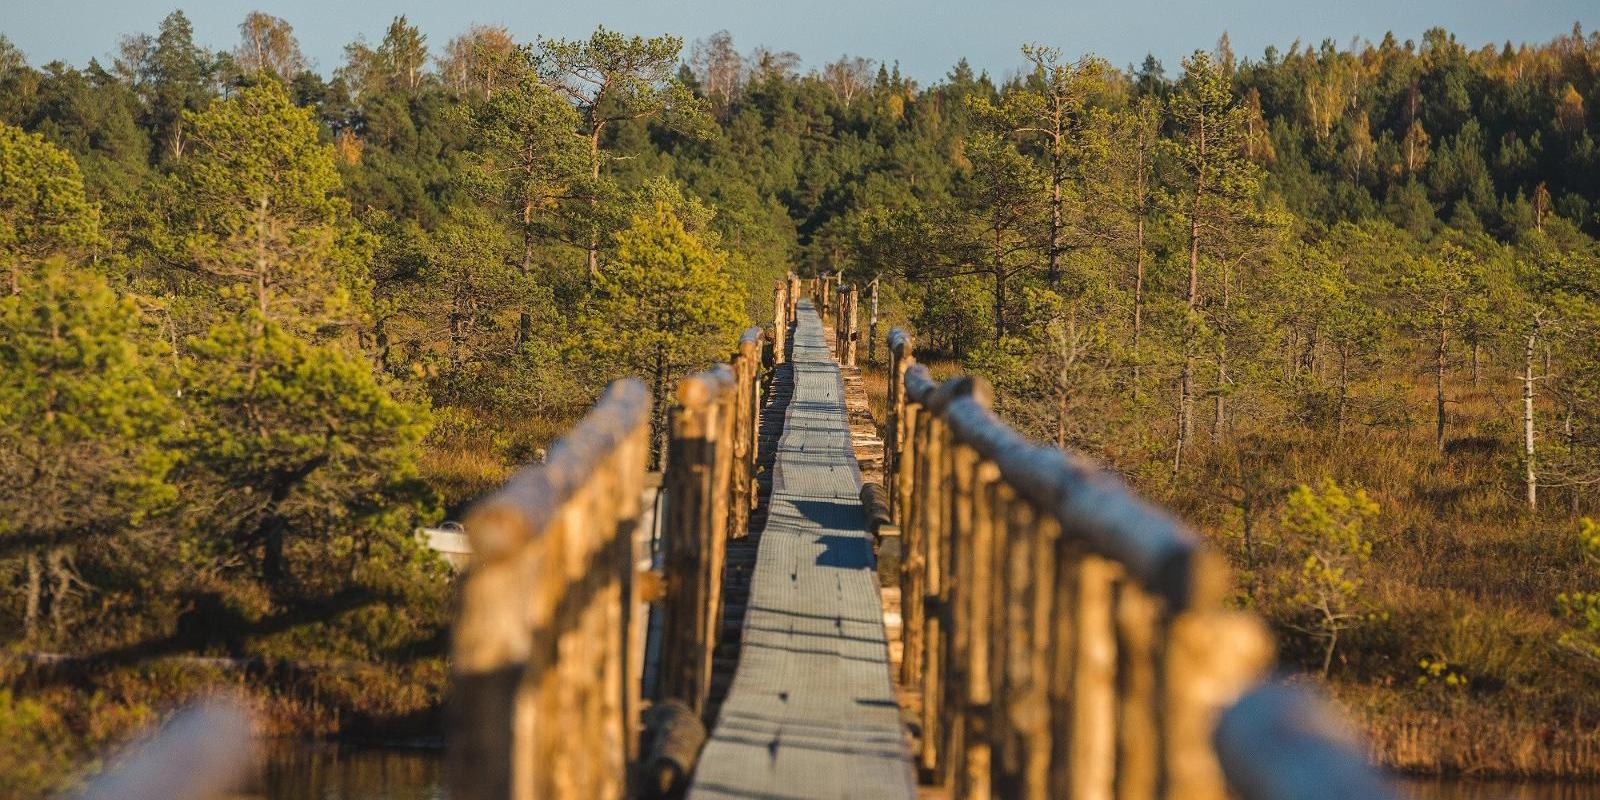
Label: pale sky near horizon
xmin=1 ymin=1 xmax=1594 ymax=85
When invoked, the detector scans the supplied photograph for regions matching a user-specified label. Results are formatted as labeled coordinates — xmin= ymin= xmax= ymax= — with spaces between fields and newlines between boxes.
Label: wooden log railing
xmin=448 ymin=379 xmax=652 ymax=800
xmin=449 ymin=325 xmax=768 ymax=800
xmin=885 ymin=329 xmax=1398 ymax=800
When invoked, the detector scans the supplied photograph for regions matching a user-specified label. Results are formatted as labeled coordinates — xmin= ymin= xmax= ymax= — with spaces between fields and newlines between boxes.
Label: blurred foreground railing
xmin=885 ymin=328 xmax=1398 ymax=800
xmin=447 ymin=324 xmax=768 ymax=800
xmin=447 ymin=378 xmax=652 ymax=799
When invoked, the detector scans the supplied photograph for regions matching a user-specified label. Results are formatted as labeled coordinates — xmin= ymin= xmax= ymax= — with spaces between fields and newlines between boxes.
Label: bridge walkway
xmin=688 ymin=300 xmax=916 ymax=799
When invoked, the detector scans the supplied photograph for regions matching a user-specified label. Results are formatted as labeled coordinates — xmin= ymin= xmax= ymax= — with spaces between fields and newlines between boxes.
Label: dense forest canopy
xmin=1 ymin=11 xmax=1599 ymax=791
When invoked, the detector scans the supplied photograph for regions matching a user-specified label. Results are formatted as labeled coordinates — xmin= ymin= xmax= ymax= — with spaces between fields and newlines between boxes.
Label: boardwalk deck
xmin=689 ymin=300 xmax=916 ymax=800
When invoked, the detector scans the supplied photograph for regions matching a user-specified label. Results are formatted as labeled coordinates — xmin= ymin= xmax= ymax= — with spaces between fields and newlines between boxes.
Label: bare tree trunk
xmin=1435 ymin=317 xmax=1448 ymax=453
xmin=1524 ymin=327 xmax=1538 ymax=513
xmin=519 ymin=202 xmax=535 ymax=347
xmin=23 ymin=551 xmax=41 ymax=640
xmin=1213 ymin=265 xmax=1231 ymax=443
xmin=587 ymin=129 xmax=604 ymax=281
xmin=1048 ymin=146 xmax=1063 ymax=286
xmin=1176 ymin=121 xmax=1205 ymax=474
xmin=1131 ymin=215 xmax=1145 ymax=394
xmin=1321 ymin=627 xmax=1338 ymax=677
xmin=48 ymin=547 xmax=70 ymax=637
xmin=1213 ymin=344 xmax=1227 ymax=442
xmin=1174 ymin=360 xmax=1192 ymax=474
xmin=1337 ymin=347 xmax=1349 ymax=437
xmin=1301 ymin=326 xmax=1318 ymax=375
xmin=868 ymin=277 xmax=879 ymax=367
xmin=992 ymin=227 xmax=1006 ymax=342
xmin=254 ymin=195 xmax=271 ymax=321
xmin=1240 ymin=494 xmax=1257 ymax=596
xmin=1471 ymin=342 xmax=1481 ymax=389
xmin=1056 ymin=390 xmax=1068 ymax=450
xmin=650 ymin=345 xmax=667 ymax=470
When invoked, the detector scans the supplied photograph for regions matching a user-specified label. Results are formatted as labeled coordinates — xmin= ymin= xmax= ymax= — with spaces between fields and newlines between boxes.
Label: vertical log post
xmin=658 ymin=367 xmax=736 ymax=720
xmin=868 ymin=277 xmax=880 ymax=367
xmin=837 ymin=285 xmax=851 ymax=362
xmin=1068 ymin=555 xmax=1118 ymax=800
xmin=730 ymin=328 xmax=763 ymax=536
xmin=772 ymin=279 xmax=788 ymax=365
xmin=956 ymin=460 xmax=1001 ymax=799
xmin=1114 ymin=585 xmax=1161 ymax=800
xmin=887 ymin=330 xmax=915 ymax=520
xmin=1163 ymin=554 xmax=1275 ymax=800
xmin=844 ymin=284 xmax=860 ymax=368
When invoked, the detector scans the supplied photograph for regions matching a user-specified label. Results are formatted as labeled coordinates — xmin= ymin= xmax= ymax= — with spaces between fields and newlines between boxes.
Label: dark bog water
xmin=247 ymin=742 xmax=444 ymax=800
xmin=245 ymin=743 xmax=1600 ymax=800
xmin=1401 ymin=778 xmax=1600 ymax=799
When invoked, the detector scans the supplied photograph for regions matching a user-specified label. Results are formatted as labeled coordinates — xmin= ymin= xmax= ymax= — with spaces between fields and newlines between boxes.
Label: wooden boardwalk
xmin=689 ymin=300 xmax=917 ymax=799
xmin=85 ymin=278 xmax=1402 ymax=800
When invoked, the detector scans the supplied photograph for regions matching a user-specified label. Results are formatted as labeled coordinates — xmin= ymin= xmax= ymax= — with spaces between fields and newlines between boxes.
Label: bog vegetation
xmin=0 ymin=11 xmax=1598 ymax=793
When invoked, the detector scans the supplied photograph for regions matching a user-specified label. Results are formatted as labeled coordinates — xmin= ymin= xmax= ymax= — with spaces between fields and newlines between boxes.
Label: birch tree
xmin=233 ymin=12 xmax=304 ymax=80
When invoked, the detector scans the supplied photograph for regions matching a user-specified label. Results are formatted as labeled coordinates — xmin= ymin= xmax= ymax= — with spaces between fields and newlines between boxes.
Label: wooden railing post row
xmin=448 ymin=379 xmax=651 ymax=800
xmin=900 ymin=363 xmax=939 ymax=774
xmin=786 ymin=272 xmax=800 ymax=319
xmin=927 ymin=376 xmax=996 ymax=795
xmin=880 ymin=320 xmax=1400 ymax=800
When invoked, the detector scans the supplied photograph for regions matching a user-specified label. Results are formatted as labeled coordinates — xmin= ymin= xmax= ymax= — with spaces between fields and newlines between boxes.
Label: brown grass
xmin=871 ymin=338 xmax=1600 ymax=778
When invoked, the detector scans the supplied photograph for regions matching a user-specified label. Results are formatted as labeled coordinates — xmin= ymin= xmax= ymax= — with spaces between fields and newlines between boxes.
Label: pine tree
xmin=182 ymin=316 xmax=433 ymax=590
xmin=460 ymin=56 xmax=590 ymax=343
xmin=578 ymin=202 xmax=744 ymax=462
xmin=1397 ymin=242 xmax=1488 ymax=452
xmin=0 ymin=258 xmax=176 ymax=638
xmin=534 ymin=27 xmax=711 ymax=276
xmin=169 ymin=81 xmax=367 ymax=334
xmin=1165 ymin=50 xmax=1272 ymax=470
xmin=0 ymin=124 xmax=98 ymax=293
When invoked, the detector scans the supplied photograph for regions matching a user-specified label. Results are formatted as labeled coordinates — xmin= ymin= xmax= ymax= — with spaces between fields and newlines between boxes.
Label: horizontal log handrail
xmin=884 ymin=327 xmax=1398 ymax=800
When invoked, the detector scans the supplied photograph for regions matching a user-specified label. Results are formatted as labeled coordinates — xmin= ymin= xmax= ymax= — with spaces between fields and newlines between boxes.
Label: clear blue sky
xmin=2 ymin=0 xmax=1594 ymax=84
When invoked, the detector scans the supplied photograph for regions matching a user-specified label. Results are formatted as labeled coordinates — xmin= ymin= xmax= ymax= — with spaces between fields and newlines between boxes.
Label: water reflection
xmin=1402 ymin=778 xmax=1600 ymax=799
xmin=241 ymin=744 xmax=1600 ymax=800
xmin=245 ymin=741 xmax=445 ymax=800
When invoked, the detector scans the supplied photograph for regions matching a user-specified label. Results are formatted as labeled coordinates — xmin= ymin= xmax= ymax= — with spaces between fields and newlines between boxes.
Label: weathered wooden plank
xmin=688 ymin=300 xmax=916 ymax=799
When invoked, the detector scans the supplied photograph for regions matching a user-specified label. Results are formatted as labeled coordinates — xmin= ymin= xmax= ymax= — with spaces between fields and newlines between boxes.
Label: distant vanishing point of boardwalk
xmin=689 ymin=300 xmax=916 ymax=798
